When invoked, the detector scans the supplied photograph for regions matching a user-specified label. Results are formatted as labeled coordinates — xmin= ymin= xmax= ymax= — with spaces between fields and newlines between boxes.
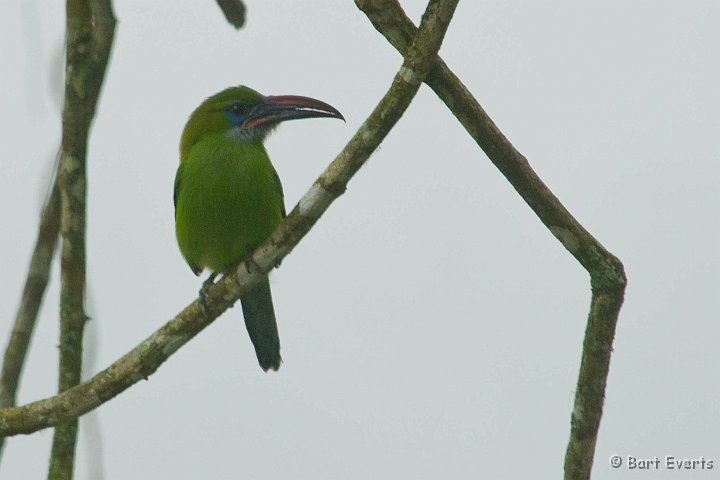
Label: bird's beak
xmin=243 ymin=95 xmax=345 ymax=128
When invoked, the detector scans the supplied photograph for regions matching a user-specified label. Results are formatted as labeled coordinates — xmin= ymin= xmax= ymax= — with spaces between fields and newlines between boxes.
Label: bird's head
xmin=180 ymin=85 xmax=344 ymax=157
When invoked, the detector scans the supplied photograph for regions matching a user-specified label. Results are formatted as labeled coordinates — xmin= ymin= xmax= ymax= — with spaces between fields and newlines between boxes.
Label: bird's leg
xmin=199 ymin=272 xmax=218 ymax=317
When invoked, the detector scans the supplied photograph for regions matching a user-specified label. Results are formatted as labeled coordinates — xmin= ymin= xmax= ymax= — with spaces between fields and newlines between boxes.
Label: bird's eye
xmin=228 ymin=103 xmax=247 ymax=116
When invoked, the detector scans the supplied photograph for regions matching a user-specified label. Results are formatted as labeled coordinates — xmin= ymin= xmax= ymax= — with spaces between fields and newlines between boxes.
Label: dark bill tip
xmin=244 ymin=95 xmax=345 ymax=128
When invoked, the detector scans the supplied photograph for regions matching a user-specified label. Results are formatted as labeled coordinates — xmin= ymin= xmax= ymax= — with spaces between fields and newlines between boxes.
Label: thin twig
xmin=48 ymin=1 xmax=116 ymax=479
xmin=0 ymin=174 xmax=60 ymax=462
xmin=355 ymin=2 xmax=627 ymax=479
xmin=0 ymin=0 xmax=459 ymax=438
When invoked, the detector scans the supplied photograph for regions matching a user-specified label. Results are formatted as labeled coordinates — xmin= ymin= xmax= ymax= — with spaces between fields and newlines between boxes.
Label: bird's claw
xmin=244 ymin=254 xmax=262 ymax=274
xmin=198 ymin=272 xmax=218 ymax=317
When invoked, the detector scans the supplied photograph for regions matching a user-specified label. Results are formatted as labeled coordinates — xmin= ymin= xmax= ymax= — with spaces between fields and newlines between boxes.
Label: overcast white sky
xmin=1 ymin=1 xmax=719 ymax=479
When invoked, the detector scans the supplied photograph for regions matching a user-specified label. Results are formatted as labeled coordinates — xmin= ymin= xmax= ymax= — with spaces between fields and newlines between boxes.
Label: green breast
xmin=174 ymin=134 xmax=285 ymax=274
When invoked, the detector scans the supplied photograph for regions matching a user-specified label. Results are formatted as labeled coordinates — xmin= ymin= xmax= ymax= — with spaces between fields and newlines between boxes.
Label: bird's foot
xmin=198 ymin=272 xmax=218 ymax=317
xmin=243 ymin=253 xmax=262 ymax=274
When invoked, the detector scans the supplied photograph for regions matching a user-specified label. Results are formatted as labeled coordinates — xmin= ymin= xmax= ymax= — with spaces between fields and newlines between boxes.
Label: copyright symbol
xmin=610 ymin=455 xmax=622 ymax=468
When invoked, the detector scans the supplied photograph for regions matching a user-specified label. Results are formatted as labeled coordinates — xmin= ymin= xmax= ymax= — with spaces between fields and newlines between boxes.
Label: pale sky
xmin=1 ymin=1 xmax=719 ymax=479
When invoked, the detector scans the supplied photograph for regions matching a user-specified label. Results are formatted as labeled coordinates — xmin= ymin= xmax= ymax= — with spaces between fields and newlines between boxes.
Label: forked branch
xmin=356 ymin=1 xmax=626 ymax=479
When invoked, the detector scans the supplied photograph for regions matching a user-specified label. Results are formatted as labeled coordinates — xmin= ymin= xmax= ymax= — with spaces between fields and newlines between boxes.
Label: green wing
xmin=173 ymin=161 xmax=202 ymax=275
xmin=272 ymin=169 xmax=286 ymax=218
xmin=173 ymin=162 xmax=184 ymax=213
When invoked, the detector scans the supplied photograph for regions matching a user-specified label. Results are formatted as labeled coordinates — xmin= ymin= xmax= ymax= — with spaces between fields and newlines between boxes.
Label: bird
xmin=174 ymin=85 xmax=344 ymax=371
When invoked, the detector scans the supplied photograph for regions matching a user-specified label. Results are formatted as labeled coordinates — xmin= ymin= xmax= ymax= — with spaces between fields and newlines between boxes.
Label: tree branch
xmin=355 ymin=2 xmax=626 ymax=479
xmin=0 ymin=0 xmax=458 ymax=438
xmin=48 ymin=1 xmax=116 ymax=479
xmin=216 ymin=0 xmax=246 ymax=29
xmin=0 ymin=173 xmax=60 ymax=462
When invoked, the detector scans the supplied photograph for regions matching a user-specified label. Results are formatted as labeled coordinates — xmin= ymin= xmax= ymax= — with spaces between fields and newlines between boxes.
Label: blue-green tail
xmin=241 ymin=277 xmax=281 ymax=371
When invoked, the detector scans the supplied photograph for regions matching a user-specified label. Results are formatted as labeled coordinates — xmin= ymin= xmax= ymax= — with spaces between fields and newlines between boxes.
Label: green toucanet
xmin=174 ymin=86 xmax=343 ymax=371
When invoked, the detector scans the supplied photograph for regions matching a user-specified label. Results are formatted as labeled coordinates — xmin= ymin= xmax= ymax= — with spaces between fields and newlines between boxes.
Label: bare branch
xmin=0 ymin=174 xmax=60 ymax=461
xmin=48 ymin=1 xmax=116 ymax=478
xmin=356 ymin=2 xmax=626 ymax=479
xmin=0 ymin=0 xmax=459 ymax=438
xmin=216 ymin=0 xmax=246 ymax=29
